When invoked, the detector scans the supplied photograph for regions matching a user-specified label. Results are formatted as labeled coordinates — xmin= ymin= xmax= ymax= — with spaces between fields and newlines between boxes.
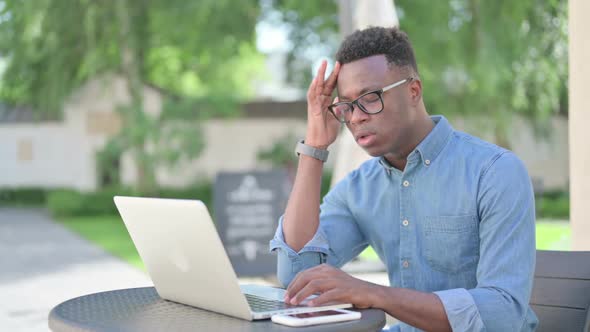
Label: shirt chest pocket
xmin=423 ymin=215 xmax=479 ymax=273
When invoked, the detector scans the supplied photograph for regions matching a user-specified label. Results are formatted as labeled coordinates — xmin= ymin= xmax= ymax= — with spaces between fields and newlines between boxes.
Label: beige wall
xmin=1 ymin=113 xmax=570 ymax=192
xmin=118 ymin=115 xmax=570 ymax=191
xmin=0 ymin=74 xmax=163 ymax=191
xmin=569 ymin=0 xmax=590 ymax=250
xmin=121 ymin=119 xmax=315 ymax=187
xmin=0 ymin=123 xmax=96 ymax=190
xmin=0 ymin=71 xmax=573 ymax=194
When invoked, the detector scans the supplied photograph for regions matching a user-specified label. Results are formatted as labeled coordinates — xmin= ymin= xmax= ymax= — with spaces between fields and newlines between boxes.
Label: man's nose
xmin=349 ymin=103 xmax=369 ymax=125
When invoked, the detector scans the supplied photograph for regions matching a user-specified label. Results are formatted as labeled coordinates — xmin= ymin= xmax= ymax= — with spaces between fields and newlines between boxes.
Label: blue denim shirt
xmin=270 ymin=115 xmax=538 ymax=332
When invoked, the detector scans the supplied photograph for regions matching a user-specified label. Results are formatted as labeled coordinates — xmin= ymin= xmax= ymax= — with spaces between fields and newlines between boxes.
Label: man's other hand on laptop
xmin=284 ymin=264 xmax=381 ymax=309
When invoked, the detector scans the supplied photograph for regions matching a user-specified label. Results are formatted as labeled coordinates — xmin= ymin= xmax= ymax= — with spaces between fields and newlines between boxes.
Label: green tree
xmin=268 ymin=0 xmax=567 ymax=144
xmin=262 ymin=0 xmax=339 ymax=85
xmin=0 ymin=0 xmax=263 ymax=192
xmin=399 ymin=0 xmax=567 ymax=144
xmin=257 ymin=131 xmax=299 ymax=181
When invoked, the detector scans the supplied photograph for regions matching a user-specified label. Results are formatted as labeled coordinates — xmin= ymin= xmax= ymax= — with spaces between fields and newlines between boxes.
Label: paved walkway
xmin=0 ymin=208 xmax=151 ymax=331
xmin=0 ymin=208 xmax=394 ymax=331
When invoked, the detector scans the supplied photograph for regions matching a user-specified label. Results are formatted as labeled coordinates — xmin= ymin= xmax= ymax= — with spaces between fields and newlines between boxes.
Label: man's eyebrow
xmin=338 ymin=86 xmax=381 ymax=101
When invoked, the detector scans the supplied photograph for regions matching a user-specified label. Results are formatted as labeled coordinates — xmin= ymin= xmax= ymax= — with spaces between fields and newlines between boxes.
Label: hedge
xmin=45 ymin=184 xmax=212 ymax=217
xmin=0 ymin=188 xmax=48 ymax=206
xmin=2 ymin=182 xmax=569 ymax=220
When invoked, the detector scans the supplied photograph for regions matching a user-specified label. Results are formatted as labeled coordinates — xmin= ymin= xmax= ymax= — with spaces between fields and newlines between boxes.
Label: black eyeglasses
xmin=328 ymin=78 xmax=413 ymax=123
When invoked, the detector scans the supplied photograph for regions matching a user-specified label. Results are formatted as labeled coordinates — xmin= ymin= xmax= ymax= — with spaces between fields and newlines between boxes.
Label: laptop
xmin=113 ymin=196 xmax=351 ymax=320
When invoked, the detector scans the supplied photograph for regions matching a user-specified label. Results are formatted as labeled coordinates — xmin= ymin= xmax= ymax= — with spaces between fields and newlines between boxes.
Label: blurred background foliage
xmin=0 ymin=182 xmax=568 ymax=221
xmin=0 ymin=0 xmax=263 ymax=193
xmin=268 ymin=0 xmax=567 ymax=145
xmin=0 ymin=0 xmax=571 ymax=265
xmin=0 ymin=0 xmax=262 ymax=112
xmin=0 ymin=0 xmax=568 ymax=212
xmin=0 ymin=0 xmax=567 ymax=132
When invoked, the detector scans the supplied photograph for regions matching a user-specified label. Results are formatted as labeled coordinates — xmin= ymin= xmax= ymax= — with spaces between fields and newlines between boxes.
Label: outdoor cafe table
xmin=48 ymin=287 xmax=387 ymax=332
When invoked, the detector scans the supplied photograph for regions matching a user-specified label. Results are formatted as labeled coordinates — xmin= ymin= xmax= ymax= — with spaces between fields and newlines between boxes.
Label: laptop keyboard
xmin=245 ymin=293 xmax=302 ymax=312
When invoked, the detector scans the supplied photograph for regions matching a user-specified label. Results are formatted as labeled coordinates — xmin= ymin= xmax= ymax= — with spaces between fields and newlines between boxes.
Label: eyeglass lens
xmin=331 ymin=92 xmax=383 ymax=123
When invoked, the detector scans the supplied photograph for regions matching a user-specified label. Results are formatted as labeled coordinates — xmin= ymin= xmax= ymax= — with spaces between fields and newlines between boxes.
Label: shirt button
xmin=425 ymin=159 xmax=431 ymax=165
xmin=403 ymin=180 xmax=410 ymax=187
xmin=402 ymin=260 xmax=410 ymax=268
xmin=402 ymin=219 xmax=409 ymax=226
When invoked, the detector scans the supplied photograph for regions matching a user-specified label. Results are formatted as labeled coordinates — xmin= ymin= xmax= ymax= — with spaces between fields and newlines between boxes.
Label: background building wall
xmin=0 ymin=74 xmax=162 ymax=191
xmin=0 ymin=122 xmax=94 ymax=189
xmin=136 ymin=115 xmax=569 ymax=190
xmin=0 ymin=91 xmax=571 ymax=192
xmin=122 ymin=119 xmax=312 ymax=187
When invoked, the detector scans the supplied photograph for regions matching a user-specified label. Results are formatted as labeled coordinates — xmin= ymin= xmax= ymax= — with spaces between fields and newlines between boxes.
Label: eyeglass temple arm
xmin=382 ymin=77 xmax=413 ymax=92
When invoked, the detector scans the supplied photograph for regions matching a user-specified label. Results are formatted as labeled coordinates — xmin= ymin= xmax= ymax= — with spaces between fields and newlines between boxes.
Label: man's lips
xmin=354 ymin=130 xmax=375 ymax=141
xmin=355 ymin=131 xmax=377 ymax=147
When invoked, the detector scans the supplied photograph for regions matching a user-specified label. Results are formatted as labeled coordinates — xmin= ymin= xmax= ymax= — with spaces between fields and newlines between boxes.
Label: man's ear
xmin=409 ymin=78 xmax=422 ymax=105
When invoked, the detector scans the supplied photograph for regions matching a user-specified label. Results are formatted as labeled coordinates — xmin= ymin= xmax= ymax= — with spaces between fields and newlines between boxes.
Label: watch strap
xmin=294 ymin=140 xmax=329 ymax=162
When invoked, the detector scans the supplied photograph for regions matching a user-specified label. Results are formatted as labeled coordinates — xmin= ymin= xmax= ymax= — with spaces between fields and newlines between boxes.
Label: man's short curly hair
xmin=335 ymin=26 xmax=418 ymax=74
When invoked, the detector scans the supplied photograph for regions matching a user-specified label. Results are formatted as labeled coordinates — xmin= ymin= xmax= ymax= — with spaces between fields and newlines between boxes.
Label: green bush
xmin=0 ymin=187 xmax=48 ymax=206
xmin=47 ymin=186 xmax=136 ymax=217
xmin=536 ymin=192 xmax=569 ymax=219
xmin=46 ymin=184 xmax=212 ymax=217
xmin=257 ymin=132 xmax=298 ymax=170
xmin=25 ymin=181 xmax=572 ymax=221
xmin=86 ymin=187 xmax=136 ymax=215
xmin=156 ymin=183 xmax=213 ymax=209
xmin=538 ymin=190 xmax=567 ymax=200
xmin=46 ymin=190 xmax=86 ymax=217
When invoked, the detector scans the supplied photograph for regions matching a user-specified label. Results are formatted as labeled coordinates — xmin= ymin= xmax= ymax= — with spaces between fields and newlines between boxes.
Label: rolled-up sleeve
xmin=270 ymin=216 xmax=330 ymax=287
xmin=436 ymin=152 xmax=538 ymax=331
xmin=434 ymin=288 xmax=485 ymax=331
xmin=270 ymin=174 xmax=368 ymax=287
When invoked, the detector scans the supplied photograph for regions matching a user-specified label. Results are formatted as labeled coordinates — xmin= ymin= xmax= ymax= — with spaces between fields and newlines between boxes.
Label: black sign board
xmin=214 ymin=170 xmax=291 ymax=276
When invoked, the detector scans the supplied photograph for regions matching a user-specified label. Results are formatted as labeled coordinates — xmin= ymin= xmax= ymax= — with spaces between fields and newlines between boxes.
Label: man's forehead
xmin=336 ymin=55 xmax=395 ymax=99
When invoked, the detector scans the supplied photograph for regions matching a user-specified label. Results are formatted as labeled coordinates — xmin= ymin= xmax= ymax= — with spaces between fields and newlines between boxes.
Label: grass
xmin=59 ymin=215 xmax=145 ymax=270
xmin=535 ymin=220 xmax=571 ymax=250
xmin=58 ymin=217 xmax=571 ymax=270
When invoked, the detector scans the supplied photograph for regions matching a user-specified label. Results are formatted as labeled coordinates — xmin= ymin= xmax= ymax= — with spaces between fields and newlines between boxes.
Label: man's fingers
xmin=324 ymin=61 xmax=340 ymax=93
xmin=314 ymin=60 xmax=328 ymax=95
xmin=290 ymin=279 xmax=329 ymax=305
xmin=307 ymin=73 xmax=318 ymax=97
xmin=285 ymin=265 xmax=327 ymax=301
xmin=285 ymin=270 xmax=314 ymax=301
xmin=285 ymin=272 xmax=302 ymax=299
xmin=307 ymin=288 xmax=342 ymax=307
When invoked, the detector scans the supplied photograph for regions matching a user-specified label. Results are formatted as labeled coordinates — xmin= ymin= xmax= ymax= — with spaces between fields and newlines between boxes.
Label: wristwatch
xmin=294 ymin=139 xmax=329 ymax=162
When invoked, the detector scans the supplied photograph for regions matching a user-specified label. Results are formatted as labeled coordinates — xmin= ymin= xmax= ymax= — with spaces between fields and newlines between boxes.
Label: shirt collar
xmin=412 ymin=115 xmax=453 ymax=164
xmin=379 ymin=115 xmax=454 ymax=171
